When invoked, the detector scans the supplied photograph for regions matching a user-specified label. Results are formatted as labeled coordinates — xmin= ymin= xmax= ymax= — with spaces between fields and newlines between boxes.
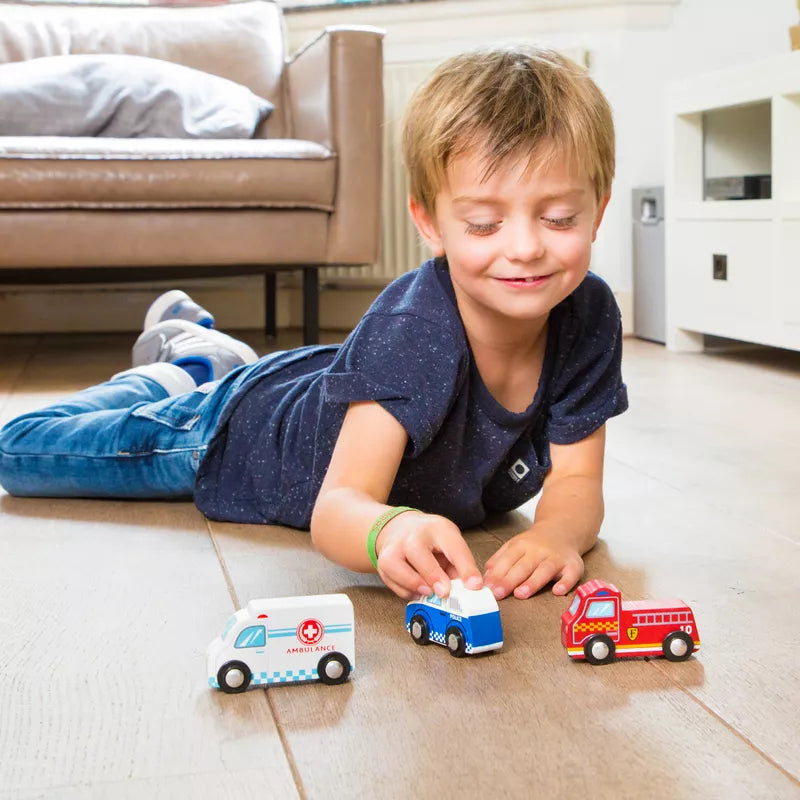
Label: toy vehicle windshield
xmin=567 ymin=596 xmax=580 ymax=616
xmin=221 ymin=614 xmax=238 ymax=641
xmin=235 ymin=625 xmax=266 ymax=648
xmin=586 ymin=600 xmax=615 ymax=618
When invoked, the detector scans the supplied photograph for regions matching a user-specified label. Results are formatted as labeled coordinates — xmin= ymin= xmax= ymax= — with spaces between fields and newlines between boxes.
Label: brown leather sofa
xmin=0 ymin=1 xmax=384 ymax=344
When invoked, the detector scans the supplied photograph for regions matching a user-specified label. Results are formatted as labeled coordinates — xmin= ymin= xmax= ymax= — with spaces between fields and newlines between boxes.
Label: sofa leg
xmin=302 ymin=266 xmax=319 ymax=346
xmin=264 ymin=272 xmax=277 ymax=338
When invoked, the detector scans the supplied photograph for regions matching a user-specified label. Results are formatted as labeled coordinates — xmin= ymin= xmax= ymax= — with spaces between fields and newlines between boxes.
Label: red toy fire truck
xmin=561 ymin=579 xmax=700 ymax=665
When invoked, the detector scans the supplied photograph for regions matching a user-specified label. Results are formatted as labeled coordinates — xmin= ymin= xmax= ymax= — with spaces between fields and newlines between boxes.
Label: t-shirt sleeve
xmin=321 ymin=312 xmax=465 ymax=456
xmin=545 ymin=275 xmax=629 ymax=444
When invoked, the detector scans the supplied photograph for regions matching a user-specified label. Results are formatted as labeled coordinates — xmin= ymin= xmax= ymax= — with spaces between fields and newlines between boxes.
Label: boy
xmin=0 ymin=46 xmax=626 ymax=602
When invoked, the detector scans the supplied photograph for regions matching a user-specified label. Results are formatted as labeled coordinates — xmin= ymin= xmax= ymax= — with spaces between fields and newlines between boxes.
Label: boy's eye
xmin=465 ymin=221 xmax=499 ymax=236
xmin=542 ymin=215 xmax=577 ymax=229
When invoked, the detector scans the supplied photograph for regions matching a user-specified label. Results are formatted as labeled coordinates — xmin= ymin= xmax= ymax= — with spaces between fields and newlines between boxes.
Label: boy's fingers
xmin=439 ymin=530 xmax=482 ymax=590
xmin=486 ymin=552 xmax=531 ymax=599
xmin=482 ymin=540 xmax=509 ymax=572
xmin=406 ymin=539 xmax=451 ymax=596
xmin=381 ymin=573 xmax=416 ymax=600
xmin=378 ymin=554 xmax=432 ymax=598
xmin=552 ymin=559 xmax=584 ymax=595
xmin=514 ymin=561 xmax=560 ymax=600
xmin=483 ymin=546 xmax=518 ymax=590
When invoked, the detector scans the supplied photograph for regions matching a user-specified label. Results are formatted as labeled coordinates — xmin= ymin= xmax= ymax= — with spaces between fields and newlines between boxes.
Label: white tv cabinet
xmin=665 ymin=50 xmax=800 ymax=352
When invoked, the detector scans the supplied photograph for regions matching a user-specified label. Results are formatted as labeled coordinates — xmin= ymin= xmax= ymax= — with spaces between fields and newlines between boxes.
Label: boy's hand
xmin=375 ymin=511 xmax=483 ymax=600
xmin=483 ymin=526 xmax=584 ymax=600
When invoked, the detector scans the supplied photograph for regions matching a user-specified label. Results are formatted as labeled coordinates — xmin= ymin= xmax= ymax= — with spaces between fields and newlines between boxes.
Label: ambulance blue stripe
xmin=267 ymin=624 xmax=353 ymax=639
xmin=268 ymin=624 xmax=353 ymax=632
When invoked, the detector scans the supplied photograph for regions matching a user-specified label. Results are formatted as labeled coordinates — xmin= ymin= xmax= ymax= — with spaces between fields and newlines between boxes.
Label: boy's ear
xmin=408 ymin=197 xmax=445 ymax=256
xmin=591 ymin=193 xmax=611 ymax=243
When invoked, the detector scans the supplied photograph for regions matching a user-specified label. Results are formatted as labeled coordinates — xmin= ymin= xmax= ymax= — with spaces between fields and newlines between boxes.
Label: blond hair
xmin=401 ymin=46 xmax=615 ymax=215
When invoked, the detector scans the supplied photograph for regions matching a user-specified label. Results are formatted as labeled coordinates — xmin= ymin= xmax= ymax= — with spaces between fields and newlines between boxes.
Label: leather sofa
xmin=0 ymin=1 xmax=384 ymax=344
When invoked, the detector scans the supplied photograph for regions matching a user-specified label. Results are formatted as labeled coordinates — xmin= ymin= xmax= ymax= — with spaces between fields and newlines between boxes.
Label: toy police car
xmin=405 ymin=579 xmax=503 ymax=657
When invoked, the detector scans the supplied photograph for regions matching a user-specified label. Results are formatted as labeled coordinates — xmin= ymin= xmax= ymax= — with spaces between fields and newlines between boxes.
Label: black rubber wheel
xmin=445 ymin=626 xmax=467 ymax=658
xmin=583 ymin=634 xmax=616 ymax=665
xmin=317 ymin=652 xmax=351 ymax=685
xmin=663 ymin=630 xmax=694 ymax=662
xmin=217 ymin=660 xmax=252 ymax=693
xmin=409 ymin=614 xmax=430 ymax=645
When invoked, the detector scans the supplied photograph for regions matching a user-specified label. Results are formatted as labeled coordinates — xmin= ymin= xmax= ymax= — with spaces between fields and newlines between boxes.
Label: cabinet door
xmin=670 ymin=219 xmax=775 ymax=340
xmin=780 ymin=221 xmax=800 ymax=327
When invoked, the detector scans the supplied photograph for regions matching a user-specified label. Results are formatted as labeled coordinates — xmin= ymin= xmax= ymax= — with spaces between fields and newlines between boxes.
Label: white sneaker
xmin=132 ymin=320 xmax=258 ymax=381
xmin=144 ymin=289 xmax=215 ymax=330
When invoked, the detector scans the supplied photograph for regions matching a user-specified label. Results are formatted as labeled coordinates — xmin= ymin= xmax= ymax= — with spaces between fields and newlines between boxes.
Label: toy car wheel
xmin=583 ymin=634 xmax=616 ymax=665
xmin=218 ymin=661 xmax=252 ymax=693
xmin=662 ymin=630 xmax=694 ymax=662
xmin=409 ymin=614 xmax=430 ymax=645
xmin=445 ymin=626 xmax=467 ymax=658
xmin=317 ymin=652 xmax=351 ymax=685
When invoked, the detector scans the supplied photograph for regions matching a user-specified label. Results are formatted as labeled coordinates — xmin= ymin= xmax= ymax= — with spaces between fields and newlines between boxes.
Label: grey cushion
xmin=0 ymin=54 xmax=273 ymax=138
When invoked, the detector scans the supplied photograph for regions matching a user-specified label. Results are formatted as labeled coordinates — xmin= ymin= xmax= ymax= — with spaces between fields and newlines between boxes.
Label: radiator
xmin=322 ymin=60 xmax=439 ymax=286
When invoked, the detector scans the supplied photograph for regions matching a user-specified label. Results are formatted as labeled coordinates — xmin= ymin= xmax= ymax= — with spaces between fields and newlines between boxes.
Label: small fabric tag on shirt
xmin=508 ymin=458 xmax=531 ymax=483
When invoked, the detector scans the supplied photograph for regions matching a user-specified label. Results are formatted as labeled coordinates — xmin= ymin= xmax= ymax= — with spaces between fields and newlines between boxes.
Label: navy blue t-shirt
xmin=194 ymin=258 xmax=628 ymax=528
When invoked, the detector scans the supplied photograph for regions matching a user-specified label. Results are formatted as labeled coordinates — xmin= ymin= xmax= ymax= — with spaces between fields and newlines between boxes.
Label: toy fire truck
xmin=561 ymin=579 xmax=700 ymax=665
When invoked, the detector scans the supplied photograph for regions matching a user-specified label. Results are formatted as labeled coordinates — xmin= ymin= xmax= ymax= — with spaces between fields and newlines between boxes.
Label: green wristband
xmin=367 ymin=506 xmax=417 ymax=569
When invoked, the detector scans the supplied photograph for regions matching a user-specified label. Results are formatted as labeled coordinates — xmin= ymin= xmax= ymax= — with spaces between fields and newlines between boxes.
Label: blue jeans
xmin=0 ymin=363 xmax=261 ymax=498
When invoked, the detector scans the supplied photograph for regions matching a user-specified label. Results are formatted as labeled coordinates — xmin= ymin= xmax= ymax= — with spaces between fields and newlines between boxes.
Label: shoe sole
xmin=144 ymin=290 xmax=194 ymax=331
xmin=133 ymin=319 xmax=259 ymax=367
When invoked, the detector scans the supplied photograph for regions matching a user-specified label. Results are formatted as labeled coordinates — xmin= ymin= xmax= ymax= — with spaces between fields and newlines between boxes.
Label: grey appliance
xmin=632 ymin=186 xmax=665 ymax=344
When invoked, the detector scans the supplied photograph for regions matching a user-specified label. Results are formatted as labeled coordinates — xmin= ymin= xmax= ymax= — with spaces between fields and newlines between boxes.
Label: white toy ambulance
xmin=405 ymin=579 xmax=503 ymax=657
xmin=207 ymin=593 xmax=355 ymax=692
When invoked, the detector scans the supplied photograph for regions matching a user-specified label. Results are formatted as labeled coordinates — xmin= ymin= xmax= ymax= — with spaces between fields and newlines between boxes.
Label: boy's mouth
xmin=494 ymin=274 xmax=551 ymax=287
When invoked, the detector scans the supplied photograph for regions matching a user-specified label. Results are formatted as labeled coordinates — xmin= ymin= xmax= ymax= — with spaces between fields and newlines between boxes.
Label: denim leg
xmin=0 ymin=372 xmax=233 ymax=498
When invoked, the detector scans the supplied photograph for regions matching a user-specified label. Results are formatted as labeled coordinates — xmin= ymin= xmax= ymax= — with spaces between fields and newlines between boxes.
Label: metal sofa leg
xmin=264 ymin=272 xmax=277 ymax=338
xmin=302 ymin=266 xmax=319 ymax=346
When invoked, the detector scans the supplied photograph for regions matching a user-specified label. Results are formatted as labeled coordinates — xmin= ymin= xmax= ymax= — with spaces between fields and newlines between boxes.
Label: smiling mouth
xmin=495 ymin=275 xmax=551 ymax=285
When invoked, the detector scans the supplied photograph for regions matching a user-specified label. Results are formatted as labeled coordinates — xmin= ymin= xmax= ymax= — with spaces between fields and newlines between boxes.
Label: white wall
xmin=549 ymin=0 xmax=796 ymax=293
xmin=612 ymin=0 xmax=796 ymax=291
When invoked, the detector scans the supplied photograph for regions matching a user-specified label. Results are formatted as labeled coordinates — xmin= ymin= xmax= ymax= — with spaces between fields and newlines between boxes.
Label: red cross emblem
xmin=296 ymin=618 xmax=324 ymax=645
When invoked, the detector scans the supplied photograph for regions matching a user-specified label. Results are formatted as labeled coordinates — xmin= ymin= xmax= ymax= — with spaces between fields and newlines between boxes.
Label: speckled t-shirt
xmin=193 ymin=257 xmax=628 ymax=528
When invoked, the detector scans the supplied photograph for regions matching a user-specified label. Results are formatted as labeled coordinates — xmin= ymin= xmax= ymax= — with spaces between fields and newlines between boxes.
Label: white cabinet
xmin=665 ymin=51 xmax=800 ymax=352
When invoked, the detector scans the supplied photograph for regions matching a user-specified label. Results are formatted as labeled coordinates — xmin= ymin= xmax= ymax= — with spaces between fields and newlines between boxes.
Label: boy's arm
xmin=483 ymin=424 xmax=606 ymax=600
xmin=310 ymin=400 xmax=482 ymax=598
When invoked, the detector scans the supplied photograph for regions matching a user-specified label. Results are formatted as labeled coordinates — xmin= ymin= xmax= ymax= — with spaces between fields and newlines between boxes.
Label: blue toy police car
xmin=405 ymin=579 xmax=503 ymax=657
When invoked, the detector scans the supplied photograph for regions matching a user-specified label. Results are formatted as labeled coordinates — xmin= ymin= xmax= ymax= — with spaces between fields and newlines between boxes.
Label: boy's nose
xmin=506 ymin=222 xmax=545 ymax=262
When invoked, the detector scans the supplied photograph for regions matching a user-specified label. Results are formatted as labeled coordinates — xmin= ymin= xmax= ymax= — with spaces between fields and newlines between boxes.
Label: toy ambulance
xmin=207 ymin=593 xmax=355 ymax=692
xmin=561 ymin=579 xmax=700 ymax=664
xmin=405 ymin=579 xmax=503 ymax=657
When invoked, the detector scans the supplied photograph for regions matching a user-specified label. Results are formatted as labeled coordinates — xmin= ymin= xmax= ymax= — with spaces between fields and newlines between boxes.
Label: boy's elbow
xmin=309 ymin=502 xmax=326 ymax=552
xmin=308 ymin=492 xmax=340 ymax=562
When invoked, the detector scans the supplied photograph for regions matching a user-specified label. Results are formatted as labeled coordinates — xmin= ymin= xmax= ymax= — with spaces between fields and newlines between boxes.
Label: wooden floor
xmin=1 ymin=330 xmax=799 ymax=799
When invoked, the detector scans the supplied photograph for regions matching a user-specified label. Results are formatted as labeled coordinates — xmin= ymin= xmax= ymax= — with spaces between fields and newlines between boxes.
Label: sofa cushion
xmin=0 ymin=1 xmax=288 ymax=137
xmin=0 ymin=54 xmax=273 ymax=139
xmin=0 ymin=138 xmax=336 ymax=210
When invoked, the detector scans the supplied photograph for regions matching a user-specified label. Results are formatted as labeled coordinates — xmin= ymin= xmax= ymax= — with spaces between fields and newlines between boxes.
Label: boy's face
xmin=410 ymin=148 xmax=609 ymax=332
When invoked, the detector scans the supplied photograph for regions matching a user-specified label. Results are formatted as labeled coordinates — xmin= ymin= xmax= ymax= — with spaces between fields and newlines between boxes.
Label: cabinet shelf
xmin=674 ymin=200 xmax=774 ymax=221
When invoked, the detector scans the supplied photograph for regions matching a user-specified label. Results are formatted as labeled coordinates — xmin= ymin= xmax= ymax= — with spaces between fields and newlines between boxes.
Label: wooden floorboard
xmin=0 ymin=333 xmax=299 ymax=797
xmin=1 ymin=332 xmax=799 ymax=798
xmin=0 ymin=334 xmax=38 ymax=418
xmin=210 ymin=517 xmax=799 ymax=798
